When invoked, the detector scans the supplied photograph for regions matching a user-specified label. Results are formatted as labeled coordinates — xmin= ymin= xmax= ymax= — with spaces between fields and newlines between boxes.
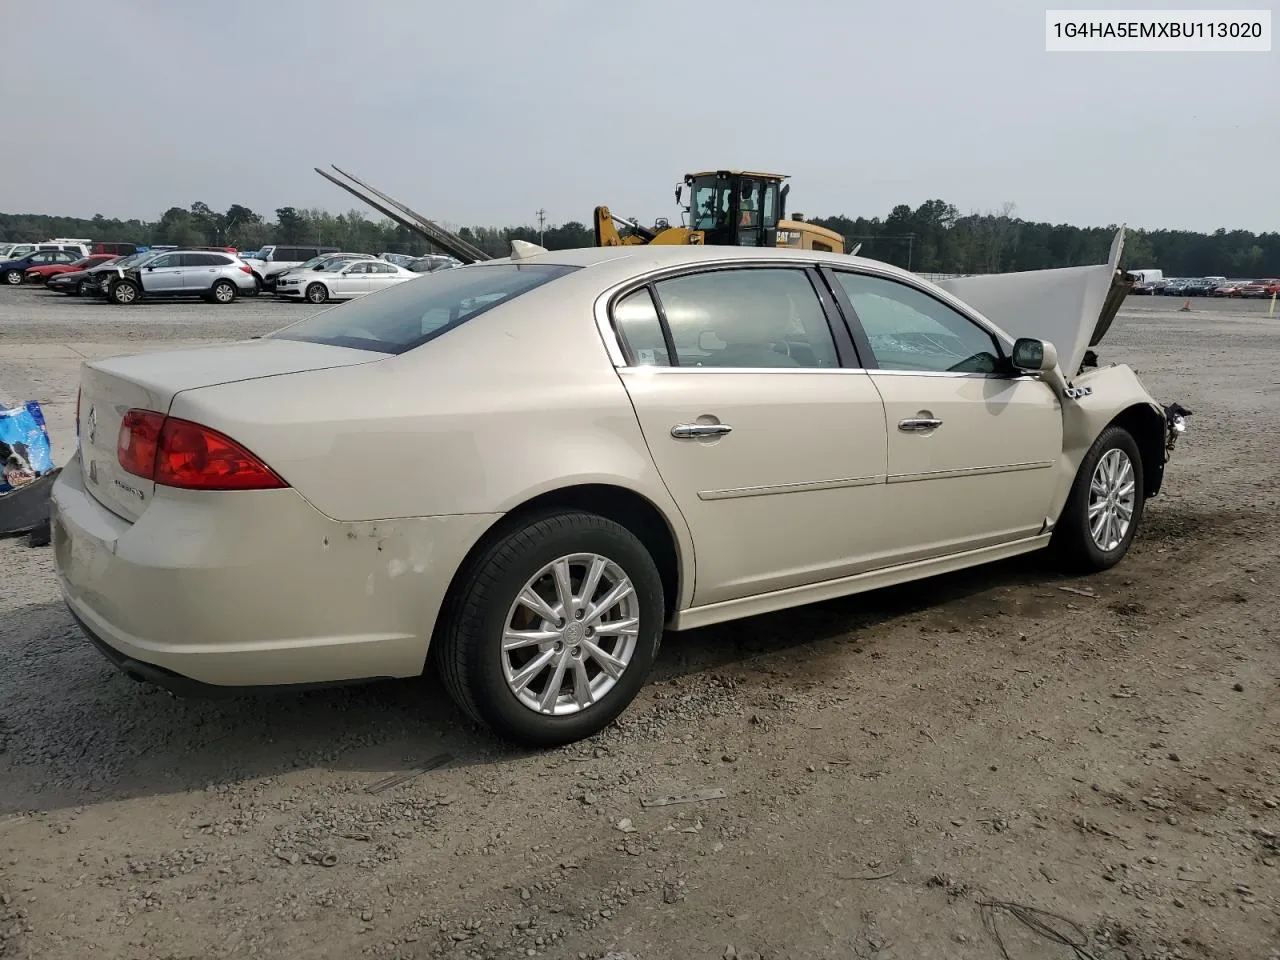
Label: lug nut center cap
xmin=563 ymin=622 xmax=584 ymax=645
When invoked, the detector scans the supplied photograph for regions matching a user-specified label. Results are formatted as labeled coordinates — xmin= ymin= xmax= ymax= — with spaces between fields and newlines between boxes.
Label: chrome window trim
xmin=593 ymin=254 xmax=1017 ymax=371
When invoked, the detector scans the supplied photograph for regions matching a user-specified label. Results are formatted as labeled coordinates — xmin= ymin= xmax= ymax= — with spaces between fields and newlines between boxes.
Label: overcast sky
xmin=1 ymin=0 xmax=1275 ymax=233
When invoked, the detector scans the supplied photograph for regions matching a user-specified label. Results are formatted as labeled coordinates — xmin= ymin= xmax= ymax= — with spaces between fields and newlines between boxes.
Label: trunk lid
xmin=936 ymin=227 xmax=1130 ymax=377
xmin=77 ymin=338 xmax=380 ymax=521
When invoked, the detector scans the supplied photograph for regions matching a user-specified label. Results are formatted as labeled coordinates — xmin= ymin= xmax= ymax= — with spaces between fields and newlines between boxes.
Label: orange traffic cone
xmin=1179 ymin=299 xmax=1191 ymax=312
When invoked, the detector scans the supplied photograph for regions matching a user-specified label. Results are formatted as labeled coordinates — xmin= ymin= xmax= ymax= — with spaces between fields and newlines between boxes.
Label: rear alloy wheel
xmin=109 ymin=279 xmax=140 ymax=305
xmin=3 ymin=270 xmax=22 ymax=285
xmin=305 ymin=282 xmax=327 ymax=304
xmin=209 ymin=279 xmax=237 ymax=304
xmin=435 ymin=511 xmax=664 ymax=746
xmin=1052 ymin=425 xmax=1144 ymax=572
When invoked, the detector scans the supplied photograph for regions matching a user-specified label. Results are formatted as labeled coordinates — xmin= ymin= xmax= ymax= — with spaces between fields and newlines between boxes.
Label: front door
xmin=141 ymin=253 xmax=186 ymax=294
xmin=612 ymin=265 xmax=890 ymax=606
xmin=826 ymin=268 xmax=1062 ymax=565
xmin=333 ymin=263 xmax=371 ymax=298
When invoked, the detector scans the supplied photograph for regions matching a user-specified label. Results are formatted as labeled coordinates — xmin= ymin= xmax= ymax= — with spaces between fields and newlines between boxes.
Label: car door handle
xmin=898 ymin=418 xmax=943 ymax=432
xmin=671 ymin=423 xmax=733 ymax=439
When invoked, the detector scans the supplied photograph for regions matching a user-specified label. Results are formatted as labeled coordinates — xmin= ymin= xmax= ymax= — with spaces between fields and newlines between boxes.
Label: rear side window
xmin=270 ymin=263 xmax=579 ymax=354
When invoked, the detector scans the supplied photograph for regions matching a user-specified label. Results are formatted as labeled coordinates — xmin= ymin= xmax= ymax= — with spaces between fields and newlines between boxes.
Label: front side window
xmin=833 ymin=272 xmax=1002 ymax=373
xmin=148 ymin=254 xmax=177 ymax=269
xmin=649 ymin=268 xmax=839 ymax=369
xmin=270 ymin=263 xmax=578 ymax=354
xmin=690 ymin=177 xmax=730 ymax=232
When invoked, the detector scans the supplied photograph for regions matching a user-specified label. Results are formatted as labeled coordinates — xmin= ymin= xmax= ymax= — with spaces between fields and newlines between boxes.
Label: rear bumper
xmin=52 ymin=455 xmax=499 ymax=691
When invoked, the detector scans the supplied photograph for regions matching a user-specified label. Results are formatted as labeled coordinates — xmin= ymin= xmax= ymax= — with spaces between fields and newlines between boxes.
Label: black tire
xmin=3 ymin=270 xmax=23 ymax=285
xmin=108 ymin=279 xmax=140 ymax=305
xmin=1051 ymin=426 xmax=1145 ymax=572
xmin=27 ymin=519 xmax=51 ymax=548
xmin=72 ymin=280 xmax=84 ymax=296
xmin=305 ymin=282 xmax=327 ymax=304
xmin=434 ymin=510 xmax=665 ymax=747
xmin=208 ymin=279 xmax=237 ymax=304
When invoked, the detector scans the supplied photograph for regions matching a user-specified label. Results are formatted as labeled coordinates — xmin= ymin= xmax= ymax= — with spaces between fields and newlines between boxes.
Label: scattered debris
xmin=641 ymin=788 xmax=728 ymax=808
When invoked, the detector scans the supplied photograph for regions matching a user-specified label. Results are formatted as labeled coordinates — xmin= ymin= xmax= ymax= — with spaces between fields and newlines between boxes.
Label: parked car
xmin=1211 ymin=280 xmax=1249 ymax=297
xmin=99 ymin=249 xmax=257 ymax=305
xmin=92 ymin=242 xmax=140 ymax=257
xmin=408 ymin=254 xmax=463 ymax=273
xmin=274 ymin=258 xmax=417 ymax=303
xmin=266 ymin=252 xmax=375 ymax=291
xmin=25 ymin=253 xmax=118 ymax=284
xmin=242 ymin=245 xmax=341 ymax=290
xmin=0 ymin=249 xmax=83 ymax=285
xmin=1240 ymin=278 xmax=1280 ymax=299
xmin=45 ymin=258 xmax=121 ymax=295
xmin=52 ymin=240 xmax=1190 ymax=746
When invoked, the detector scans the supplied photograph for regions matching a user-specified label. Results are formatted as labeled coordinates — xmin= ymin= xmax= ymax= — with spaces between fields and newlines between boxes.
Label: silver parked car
xmin=100 ymin=250 xmax=258 ymax=305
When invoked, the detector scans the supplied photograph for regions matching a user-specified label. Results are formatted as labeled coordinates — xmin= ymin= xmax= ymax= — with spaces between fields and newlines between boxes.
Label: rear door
xmin=367 ymin=261 xmax=405 ymax=292
xmin=825 ymin=267 xmax=1062 ymax=565
xmin=612 ymin=264 xmax=890 ymax=606
xmin=182 ymin=252 xmax=228 ymax=292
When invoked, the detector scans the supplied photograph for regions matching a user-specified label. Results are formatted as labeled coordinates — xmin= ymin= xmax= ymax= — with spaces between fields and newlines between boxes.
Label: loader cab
xmin=681 ymin=170 xmax=787 ymax=247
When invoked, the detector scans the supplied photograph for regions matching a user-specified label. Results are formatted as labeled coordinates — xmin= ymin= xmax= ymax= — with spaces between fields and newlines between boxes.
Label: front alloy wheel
xmin=1052 ymin=425 xmax=1145 ymax=572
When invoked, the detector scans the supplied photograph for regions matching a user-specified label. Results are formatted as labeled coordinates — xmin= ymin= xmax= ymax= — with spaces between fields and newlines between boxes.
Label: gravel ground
xmin=1 ymin=286 xmax=1278 ymax=960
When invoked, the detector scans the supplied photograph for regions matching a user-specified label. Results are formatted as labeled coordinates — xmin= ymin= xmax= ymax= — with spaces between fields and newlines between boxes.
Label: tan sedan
xmin=51 ymin=237 xmax=1189 ymax=745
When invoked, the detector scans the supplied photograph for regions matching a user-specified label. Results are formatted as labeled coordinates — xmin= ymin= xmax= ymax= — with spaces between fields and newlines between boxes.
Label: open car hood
xmin=936 ymin=227 xmax=1130 ymax=377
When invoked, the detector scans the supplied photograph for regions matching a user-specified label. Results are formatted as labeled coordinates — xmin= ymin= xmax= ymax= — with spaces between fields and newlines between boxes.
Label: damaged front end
xmin=1163 ymin=402 xmax=1192 ymax=456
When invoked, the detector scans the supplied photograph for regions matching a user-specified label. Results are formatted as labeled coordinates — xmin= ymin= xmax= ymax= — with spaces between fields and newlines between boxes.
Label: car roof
xmin=489 ymin=243 xmax=916 ymax=285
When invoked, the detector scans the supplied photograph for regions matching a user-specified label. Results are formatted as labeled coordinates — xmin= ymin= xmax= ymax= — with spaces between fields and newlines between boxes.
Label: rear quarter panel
xmin=165 ymin=279 xmax=697 ymax=604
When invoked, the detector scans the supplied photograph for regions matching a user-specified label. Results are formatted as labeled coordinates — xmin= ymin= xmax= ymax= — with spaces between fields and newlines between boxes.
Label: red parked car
xmin=25 ymin=254 xmax=117 ymax=283
xmin=1240 ymin=279 xmax=1280 ymax=299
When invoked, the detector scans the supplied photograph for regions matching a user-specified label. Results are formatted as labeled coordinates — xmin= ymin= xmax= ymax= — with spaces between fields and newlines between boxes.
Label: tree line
xmin=3 ymin=200 xmax=1277 ymax=277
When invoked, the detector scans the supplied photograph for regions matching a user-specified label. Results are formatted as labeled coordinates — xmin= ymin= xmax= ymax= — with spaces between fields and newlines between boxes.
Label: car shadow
xmin=0 ymin=547 xmax=1088 ymax=817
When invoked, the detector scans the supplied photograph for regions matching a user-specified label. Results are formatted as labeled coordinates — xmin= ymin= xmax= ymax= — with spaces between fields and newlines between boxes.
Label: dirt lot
xmin=1 ymin=287 xmax=1277 ymax=960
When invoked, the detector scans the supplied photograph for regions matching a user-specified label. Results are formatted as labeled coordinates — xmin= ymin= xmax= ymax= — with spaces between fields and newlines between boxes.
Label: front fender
xmin=1046 ymin=364 xmax=1171 ymax=525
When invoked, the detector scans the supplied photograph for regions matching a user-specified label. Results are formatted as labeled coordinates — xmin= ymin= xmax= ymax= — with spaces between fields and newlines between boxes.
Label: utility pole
xmin=536 ymin=208 xmax=547 ymax=245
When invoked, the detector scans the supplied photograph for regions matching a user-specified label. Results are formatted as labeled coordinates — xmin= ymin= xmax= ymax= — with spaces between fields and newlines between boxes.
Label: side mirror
xmin=1011 ymin=337 xmax=1058 ymax=372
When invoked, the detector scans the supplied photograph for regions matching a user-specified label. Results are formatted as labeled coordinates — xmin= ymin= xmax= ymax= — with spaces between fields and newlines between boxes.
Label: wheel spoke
xmin=584 ymin=580 xmax=635 ymax=626
xmin=581 ymin=638 xmax=627 ymax=679
xmin=571 ymin=658 xmax=594 ymax=709
xmin=1088 ymin=499 xmax=1107 ymax=519
xmin=503 ymin=627 xmax=559 ymax=651
xmin=517 ymin=587 xmax=560 ymax=625
xmin=580 ymin=556 xmax=608 ymax=607
xmin=552 ymin=559 xmax=576 ymax=613
xmin=1116 ymin=480 xmax=1136 ymax=500
xmin=1090 ymin=510 xmax=1107 ymax=542
xmin=509 ymin=648 xmax=556 ymax=694
xmin=1115 ymin=501 xmax=1133 ymax=521
xmin=593 ymin=616 xmax=639 ymax=638
xmin=538 ymin=654 xmax=569 ymax=713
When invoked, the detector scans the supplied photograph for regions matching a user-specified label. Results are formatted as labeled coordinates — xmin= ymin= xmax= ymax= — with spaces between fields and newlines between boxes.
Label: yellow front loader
xmin=594 ymin=170 xmax=845 ymax=253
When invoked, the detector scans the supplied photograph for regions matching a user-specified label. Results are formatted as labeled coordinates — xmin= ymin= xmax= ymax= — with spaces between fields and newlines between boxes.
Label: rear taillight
xmin=239 ymin=265 xmax=253 ymax=274
xmin=117 ymin=410 xmax=286 ymax=491
xmin=117 ymin=410 xmax=164 ymax=478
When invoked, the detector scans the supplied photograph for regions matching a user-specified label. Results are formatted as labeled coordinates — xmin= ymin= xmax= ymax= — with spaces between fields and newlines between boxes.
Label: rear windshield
xmin=269 ymin=262 xmax=579 ymax=354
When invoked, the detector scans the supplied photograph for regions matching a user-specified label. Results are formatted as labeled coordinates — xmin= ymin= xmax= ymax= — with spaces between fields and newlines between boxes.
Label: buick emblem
xmin=86 ymin=405 xmax=97 ymax=445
